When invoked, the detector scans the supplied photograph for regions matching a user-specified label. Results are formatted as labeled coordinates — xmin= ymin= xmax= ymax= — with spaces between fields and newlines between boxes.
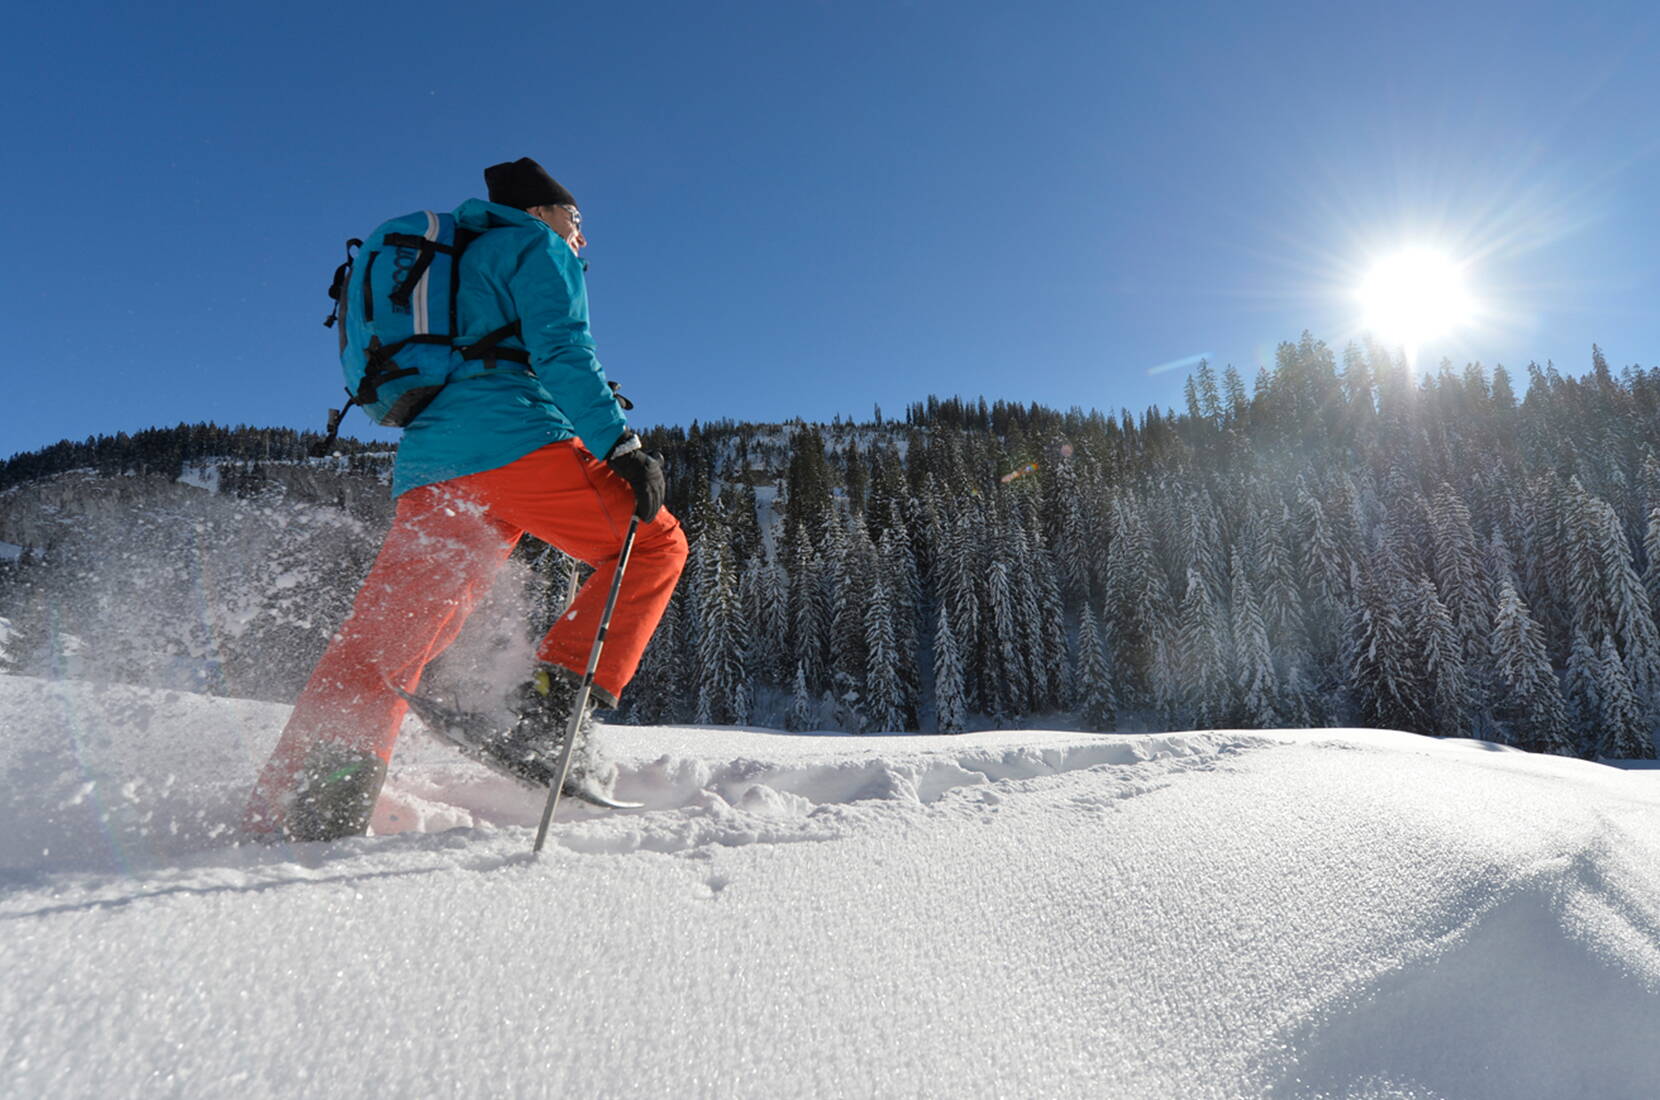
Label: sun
xmin=1355 ymin=247 xmax=1477 ymax=352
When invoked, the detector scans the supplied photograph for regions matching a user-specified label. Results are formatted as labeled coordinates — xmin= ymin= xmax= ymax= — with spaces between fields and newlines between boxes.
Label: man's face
xmin=531 ymin=203 xmax=585 ymax=251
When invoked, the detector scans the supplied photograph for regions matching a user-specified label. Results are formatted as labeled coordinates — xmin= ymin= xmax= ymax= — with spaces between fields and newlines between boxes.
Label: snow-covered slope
xmin=3 ymin=673 xmax=1659 ymax=1099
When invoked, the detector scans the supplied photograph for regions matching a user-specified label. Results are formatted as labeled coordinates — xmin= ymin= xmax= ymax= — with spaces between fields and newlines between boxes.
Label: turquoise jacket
xmin=390 ymin=199 xmax=628 ymax=497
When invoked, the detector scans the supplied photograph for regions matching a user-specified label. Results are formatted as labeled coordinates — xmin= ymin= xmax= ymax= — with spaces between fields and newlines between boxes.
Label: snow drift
xmin=2 ymin=672 xmax=1659 ymax=1098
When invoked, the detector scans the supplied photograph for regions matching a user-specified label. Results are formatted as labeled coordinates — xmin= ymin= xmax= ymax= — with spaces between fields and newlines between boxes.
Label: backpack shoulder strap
xmin=385 ymin=213 xmax=462 ymax=310
xmin=445 ymin=226 xmax=531 ymax=370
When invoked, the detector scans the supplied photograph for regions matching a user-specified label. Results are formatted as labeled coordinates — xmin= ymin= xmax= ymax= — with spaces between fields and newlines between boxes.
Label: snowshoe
xmin=390 ymin=670 xmax=641 ymax=810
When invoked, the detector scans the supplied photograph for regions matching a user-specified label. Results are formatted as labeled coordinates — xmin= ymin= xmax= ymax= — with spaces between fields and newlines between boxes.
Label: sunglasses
xmin=558 ymin=204 xmax=582 ymax=228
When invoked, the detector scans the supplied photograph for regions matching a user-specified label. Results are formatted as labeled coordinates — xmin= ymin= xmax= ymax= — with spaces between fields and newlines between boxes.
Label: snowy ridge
xmin=4 ymin=674 xmax=1660 ymax=1098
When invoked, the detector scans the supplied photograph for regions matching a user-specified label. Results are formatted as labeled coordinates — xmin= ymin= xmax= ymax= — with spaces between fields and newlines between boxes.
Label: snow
xmin=3 ymin=673 xmax=1659 ymax=1098
xmin=176 ymin=463 xmax=221 ymax=493
xmin=754 ymin=482 xmax=781 ymax=559
xmin=0 ymin=540 xmax=22 ymax=562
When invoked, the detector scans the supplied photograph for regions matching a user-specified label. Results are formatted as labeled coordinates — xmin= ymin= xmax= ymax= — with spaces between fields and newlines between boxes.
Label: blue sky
xmin=5 ymin=0 xmax=1659 ymax=457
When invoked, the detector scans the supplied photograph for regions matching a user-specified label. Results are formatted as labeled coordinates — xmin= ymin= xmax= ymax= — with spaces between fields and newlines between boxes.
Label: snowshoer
xmin=244 ymin=157 xmax=688 ymax=842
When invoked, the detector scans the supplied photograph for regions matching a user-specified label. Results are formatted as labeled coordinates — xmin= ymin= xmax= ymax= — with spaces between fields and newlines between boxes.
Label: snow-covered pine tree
xmin=724 ymin=482 xmax=763 ymax=564
xmin=1591 ymin=498 xmax=1660 ymax=706
xmin=830 ymin=514 xmax=877 ymax=725
xmin=625 ymin=585 xmax=688 ymax=724
xmin=864 ymin=570 xmax=907 ymax=732
xmin=682 ymin=495 xmax=724 ymax=646
xmin=691 ymin=556 xmax=725 ymax=726
xmin=727 ymin=593 xmax=754 ymax=727
xmin=1050 ymin=456 xmax=1094 ymax=607
xmin=1484 ymin=527 xmax=1521 ymax=613
xmin=788 ymin=534 xmax=829 ymax=695
xmin=1075 ymin=607 xmax=1118 ymax=730
xmin=1489 ymin=580 xmax=1575 ymax=755
xmin=1563 ymin=629 xmax=1603 ymax=751
xmin=786 ymin=661 xmax=815 ymax=732
xmin=738 ymin=556 xmax=769 ymax=696
xmin=878 ymin=527 xmax=921 ymax=719
xmin=1385 ymin=482 xmax=1434 ymax=583
xmin=1640 ymin=452 xmax=1660 ymax=519
xmin=759 ymin=558 xmax=791 ymax=687
xmin=1253 ymin=504 xmax=1296 ymax=635
xmin=1645 ymin=507 xmax=1660 ymax=625
xmin=842 ymin=437 xmax=867 ymax=516
xmin=1345 ymin=556 xmax=1425 ymax=735
xmin=1229 ymin=552 xmax=1279 ymax=728
xmin=1175 ymin=566 xmax=1230 ymax=728
xmin=1431 ymin=484 xmax=1492 ymax=661
xmin=1180 ymin=492 xmax=1227 ymax=607
xmin=1009 ymin=523 xmax=1049 ymax=712
xmin=694 ymin=544 xmax=749 ymax=725
xmin=940 ymin=506 xmax=981 ymax=658
xmin=1410 ymin=576 xmax=1471 ymax=739
xmin=1562 ymin=480 xmax=1609 ymax=649
xmin=1596 ymin=635 xmax=1654 ymax=759
xmin=1298 ymin=485 xmax=1349 ymax=667
xmin=1102 ymin=495 xmax=1168 ymax=709
xmin=986 ymin=556 xmax=1026 ymax=719
xmin=932 ymin=601 xmax=967 ymax=734
xmin=1521 ymin=473 xmax=1571 ymax=646
xmin=1032 ymin=535 xmax=1070 ymax=710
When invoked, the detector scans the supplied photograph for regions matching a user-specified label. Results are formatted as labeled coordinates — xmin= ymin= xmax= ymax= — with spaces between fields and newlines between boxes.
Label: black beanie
xmin=483 ymin=157 xmax=577 ymax=210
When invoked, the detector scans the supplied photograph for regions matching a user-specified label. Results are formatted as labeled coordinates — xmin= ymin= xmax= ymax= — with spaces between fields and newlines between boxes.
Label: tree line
xmin=3 ymin=334 xmax=1658 ymax=756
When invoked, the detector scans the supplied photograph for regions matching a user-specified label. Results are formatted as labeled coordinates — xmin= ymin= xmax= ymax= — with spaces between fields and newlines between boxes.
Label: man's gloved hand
xmin=605 ymin=432 xmax=665 ymax=522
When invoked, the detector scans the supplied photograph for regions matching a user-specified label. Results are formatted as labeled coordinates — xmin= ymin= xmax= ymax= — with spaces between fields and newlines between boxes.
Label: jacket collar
xmin=453 ymin=198 xmax=545 ymax=232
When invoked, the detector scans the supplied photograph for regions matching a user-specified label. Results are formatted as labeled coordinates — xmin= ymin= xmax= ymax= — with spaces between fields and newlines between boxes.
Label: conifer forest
xmin=623 ymin=335 xmax=1660 ymax=758
xmin=3 ymin=334 xmax=1659 ymax=757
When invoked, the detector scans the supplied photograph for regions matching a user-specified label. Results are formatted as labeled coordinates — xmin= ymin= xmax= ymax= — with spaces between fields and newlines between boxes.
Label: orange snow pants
xmin=244 ymin=441 xmax=687 ymax=833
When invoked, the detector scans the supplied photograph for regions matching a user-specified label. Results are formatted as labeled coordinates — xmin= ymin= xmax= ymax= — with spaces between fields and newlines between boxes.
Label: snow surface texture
xmin=3 ymin=674 xmax=1660 ymax=1099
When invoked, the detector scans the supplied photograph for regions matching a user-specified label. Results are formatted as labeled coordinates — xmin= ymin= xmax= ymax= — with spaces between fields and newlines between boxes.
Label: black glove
xmin=605 ymin=433 xmax=665 ymax=522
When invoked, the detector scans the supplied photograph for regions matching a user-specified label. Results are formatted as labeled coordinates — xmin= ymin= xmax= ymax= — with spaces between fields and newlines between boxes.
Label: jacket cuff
xmin=606 ymin=432 xmax=642 ymax=460
xmin=580 ymin=421 xmax=627 ymax=462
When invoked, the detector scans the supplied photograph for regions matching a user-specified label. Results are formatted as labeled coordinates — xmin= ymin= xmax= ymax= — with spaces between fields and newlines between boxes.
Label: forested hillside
xmin=628 ymin=335 xmax=1660 ymax=756
xmin=4 ymin=334 xmax=1659 ymax=756
xmin=0 ymin=423 xmax=393 ymax=491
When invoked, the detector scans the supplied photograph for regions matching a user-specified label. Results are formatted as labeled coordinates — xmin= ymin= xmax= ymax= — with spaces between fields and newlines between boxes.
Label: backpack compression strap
xmin=383 ymin=232 xmax=468 ymax=311
xmin=356 ymin=334 xmax=441 ymax=405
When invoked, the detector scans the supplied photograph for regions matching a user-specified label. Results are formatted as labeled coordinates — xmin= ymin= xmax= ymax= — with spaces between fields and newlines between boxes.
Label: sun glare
xmin=1355 ymin=247 xmax=1477 ymax=353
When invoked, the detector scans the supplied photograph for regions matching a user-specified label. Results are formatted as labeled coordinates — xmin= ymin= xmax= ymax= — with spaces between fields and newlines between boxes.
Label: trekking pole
xmin=533 ymin=515 xmax=641 ymax=853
